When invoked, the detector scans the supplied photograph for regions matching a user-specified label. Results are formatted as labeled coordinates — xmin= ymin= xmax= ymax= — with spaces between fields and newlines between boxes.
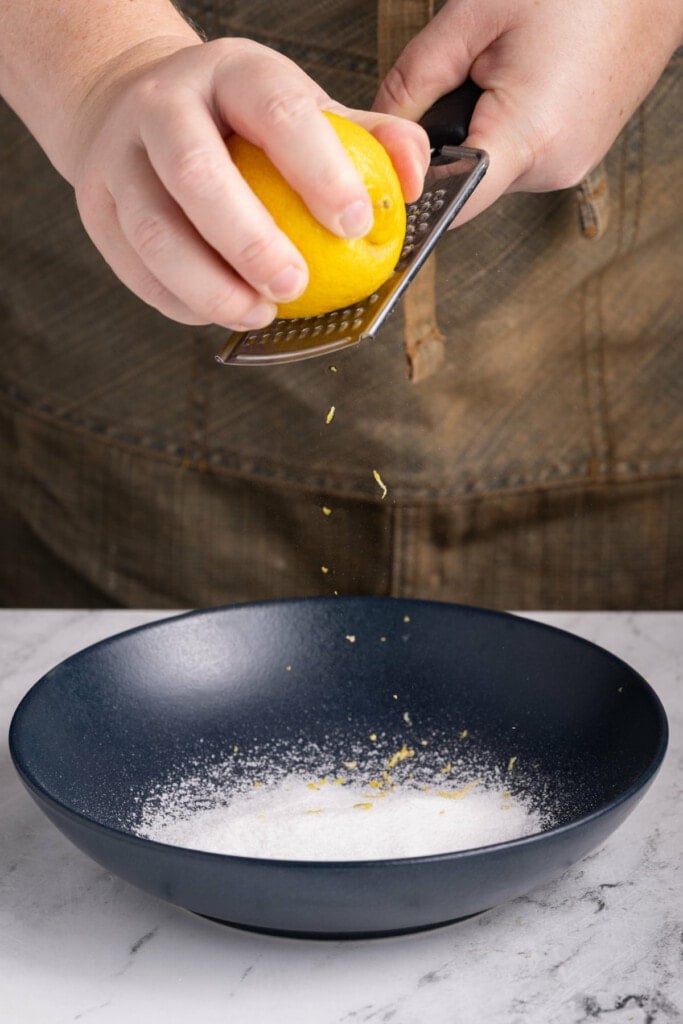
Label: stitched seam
xmin=388 ymin=503 xmax=402 ymax=597
xmin=181 ymin=337 xmax=200 ymax=469
xmin=183 ymin=334 xmax=212 ymax=469
xmin=389 ymin=504 xmax=414 ymax=597
xmin=580 ymin=275 xmax=613 ymax=480
xmin=42 ymin=349 xmax=164 ymax=420
xmin=3 ymin=387 xmax=681 ymax=501
xmin=631 ymin=103 xmax=646 ymax=252
xmin=459 ymin=193 xmax=566 ymax=291
xmin=199 ymin=346 xmax=213 ymax=472
xmin=580 ymin=280 xmax=599 ymax=479
xmin=594 ymin=272 xmax=614 ymax=475
xmin=615 ymin=125 xmax=628 ymax=257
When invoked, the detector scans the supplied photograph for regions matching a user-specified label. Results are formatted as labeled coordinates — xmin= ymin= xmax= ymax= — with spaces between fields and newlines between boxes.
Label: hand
xmin=373 ymin=0 xmax=683 ymax=225
xmin=67 ymin=38 xmax=430 ymax=330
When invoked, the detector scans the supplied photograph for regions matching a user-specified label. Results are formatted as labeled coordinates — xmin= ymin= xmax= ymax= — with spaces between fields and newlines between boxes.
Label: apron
xmin=0 ymin=2 xmax=681 ymax=609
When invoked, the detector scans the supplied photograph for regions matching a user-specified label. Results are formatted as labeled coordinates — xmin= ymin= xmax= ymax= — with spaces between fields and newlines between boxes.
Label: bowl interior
xmin=9 ymin=598 xmax=668 ymax=937
xmin=12 ymin=598 xmax=665 ymax=836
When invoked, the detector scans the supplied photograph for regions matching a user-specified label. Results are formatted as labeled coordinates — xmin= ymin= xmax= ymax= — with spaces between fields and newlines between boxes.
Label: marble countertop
xmin=0 ymin=610 xmax=680 ymax=1024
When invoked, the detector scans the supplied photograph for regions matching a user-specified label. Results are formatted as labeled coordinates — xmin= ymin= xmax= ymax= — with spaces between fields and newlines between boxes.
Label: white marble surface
xmin=0 ymin=610 xmax=680 ymax=1024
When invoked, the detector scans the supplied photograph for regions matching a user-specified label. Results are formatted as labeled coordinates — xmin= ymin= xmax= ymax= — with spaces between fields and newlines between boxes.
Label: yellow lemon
xmin=227 ymin=112 xmax=406 ymax=319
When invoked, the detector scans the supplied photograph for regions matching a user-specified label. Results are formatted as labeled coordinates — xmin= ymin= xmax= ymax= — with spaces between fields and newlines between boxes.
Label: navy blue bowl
xmin=9 ymin=598 xmax=668 ymax=938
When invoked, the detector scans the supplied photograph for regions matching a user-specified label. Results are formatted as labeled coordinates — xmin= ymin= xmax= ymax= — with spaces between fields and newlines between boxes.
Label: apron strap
xmin=377 ymin=0 xmax=445 ymax=382
xmin=575 ymin=160 xmax=611 ymax=240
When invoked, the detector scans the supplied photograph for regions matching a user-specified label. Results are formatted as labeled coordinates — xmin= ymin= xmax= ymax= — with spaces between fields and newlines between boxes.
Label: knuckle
xmin=170 ymin=146 xmax=225 ymax=199
xmin=136 ymin=271 xmax=172 ymax=311
xmin=130 ymin=212 xmax=171 ymax=261
xmin=260 ymin=89 xmax=314 ymax=131
xmin=202 ymin=288 xmax=244 ymax=325
xmin=380 ymin=64 xmax=419 ymax=111
xmin=75 ymin=179 xmax=101 ymax=224
xmin=235 ymin=231 xmax=279 ymax=276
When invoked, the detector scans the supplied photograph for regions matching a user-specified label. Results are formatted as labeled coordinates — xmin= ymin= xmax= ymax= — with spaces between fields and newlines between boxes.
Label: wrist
xmin=0 ymin=0 xmax=201 ymax=180
xmin=60 ymin=34 xmax=200 ymax=182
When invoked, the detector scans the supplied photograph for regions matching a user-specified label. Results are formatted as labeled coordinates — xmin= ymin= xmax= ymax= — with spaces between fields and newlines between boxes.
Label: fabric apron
xmin=0 ymin=1 xmax=681 ymax=609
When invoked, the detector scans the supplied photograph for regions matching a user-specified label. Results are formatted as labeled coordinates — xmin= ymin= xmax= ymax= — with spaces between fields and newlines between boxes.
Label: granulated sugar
xmin=136 ymin=773 xmax=542 ymax=860
xmin=132 ymin=734 xmax=549 ymax=861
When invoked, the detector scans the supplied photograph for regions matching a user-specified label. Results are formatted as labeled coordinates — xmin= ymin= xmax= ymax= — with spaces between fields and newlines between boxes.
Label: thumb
xmin=452 ymin=89 xmax=532 ymax=226
xmin=373 ymin=4 xmax=530 ymax=224
xmin=373 ymin=2 xmax=492 ymax=121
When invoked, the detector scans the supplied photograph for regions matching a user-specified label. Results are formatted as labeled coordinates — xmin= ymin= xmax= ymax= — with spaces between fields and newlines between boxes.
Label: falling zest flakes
xmin=325 ymin=405 xmax=336 ymax=424
xmin=459 ymin=729 xmax=469 ymax=740
xmin=232 ymin=745 xmax=239 ymax=753
xmin=372 ymin=469 xmax=388 ymax=499
xmin=353 ymin=802 xmax=373 ymax=811
xmin=403 ymin=711 xmax=413 ymax=727
xmin=507 ymin=756 xmax=518 ymax=772
xmin=369 ymin=733 xmax=378 ymax=742
xmin=403 ymin=615 xmax=411 ymax=623
xmin=321 ymin=566 xmax=329 ymax=575
xmin=322 ymin=506 xmax=332 ymax=516
xmin=343 ymin=760 xmax=358 ymax=770
xmin=440 ymin=761 xmax=452 ymax=775
xmin=345 ymin=634 xmax=356 ymax=643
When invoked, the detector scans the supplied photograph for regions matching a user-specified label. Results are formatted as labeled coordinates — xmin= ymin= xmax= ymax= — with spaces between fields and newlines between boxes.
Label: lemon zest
xmin=373 ymin=469 xmax=388 ymax=499
xmin=386 ymin=743 xmax=415 ymax=768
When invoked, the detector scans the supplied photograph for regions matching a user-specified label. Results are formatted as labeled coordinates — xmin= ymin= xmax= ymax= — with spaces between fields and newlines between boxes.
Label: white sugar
xmin=135 ymin=771 xmax=543 ymax=861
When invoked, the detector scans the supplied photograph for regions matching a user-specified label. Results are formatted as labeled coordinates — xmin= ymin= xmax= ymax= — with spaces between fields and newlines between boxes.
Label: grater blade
xmin=215 ymin=144 xmax=488 ymax=367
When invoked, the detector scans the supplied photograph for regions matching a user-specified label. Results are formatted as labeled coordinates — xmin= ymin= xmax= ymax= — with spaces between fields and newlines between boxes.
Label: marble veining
xmin=0 ymin=610 xmax=680 ymax=1024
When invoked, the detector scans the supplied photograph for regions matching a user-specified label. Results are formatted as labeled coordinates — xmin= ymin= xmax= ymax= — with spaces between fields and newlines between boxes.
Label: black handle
xmin=418 ymin=79 xmax=482 ymax=148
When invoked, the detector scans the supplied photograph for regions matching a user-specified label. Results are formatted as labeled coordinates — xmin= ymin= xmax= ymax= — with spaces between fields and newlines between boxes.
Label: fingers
xmin=139 ymin=99 xmax=310 ymax=308
xmin=80 ymin=155 xmax=278 ymax=331
xmin=213 ymin=45 xmax=376 ymax=239
xmin=74 ymin=37 xmax=434 ymax=329
xmin=78 ymin=186 xmax=209 ymax=326
xmin=351 ymin=111 xmax=431 ymax=202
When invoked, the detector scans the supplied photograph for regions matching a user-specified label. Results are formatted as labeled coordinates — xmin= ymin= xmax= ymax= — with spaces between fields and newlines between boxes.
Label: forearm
xmin=0 ymin=0 xmax=200 ymax=178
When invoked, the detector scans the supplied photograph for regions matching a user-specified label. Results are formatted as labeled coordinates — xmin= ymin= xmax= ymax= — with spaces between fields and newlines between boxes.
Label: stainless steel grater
xmin=216 ymin=86 xmax=488 ymax=366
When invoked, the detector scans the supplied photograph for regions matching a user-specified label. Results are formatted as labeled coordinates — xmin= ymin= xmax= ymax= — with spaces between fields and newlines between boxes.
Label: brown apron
xmin=0 ymin=2 xmax=681 ymax=609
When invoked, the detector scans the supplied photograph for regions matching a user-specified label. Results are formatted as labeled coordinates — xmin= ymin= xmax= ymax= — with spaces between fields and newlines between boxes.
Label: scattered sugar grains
xmin=133 ymin=742 xmax=547 ymax=862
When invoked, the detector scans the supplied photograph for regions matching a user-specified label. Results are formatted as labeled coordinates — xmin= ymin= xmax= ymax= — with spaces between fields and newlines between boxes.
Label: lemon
xmin=227 ymin=112 xmax=406 ymax=319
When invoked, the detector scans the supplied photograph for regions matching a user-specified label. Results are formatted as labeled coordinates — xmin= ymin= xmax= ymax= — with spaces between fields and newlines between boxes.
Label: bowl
xmin=9 ymin=598 xmax=668 ymax=939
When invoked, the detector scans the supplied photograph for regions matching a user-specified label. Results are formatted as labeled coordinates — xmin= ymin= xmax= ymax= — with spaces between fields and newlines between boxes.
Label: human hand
xmin=67 ymin=38 xmax=430 ymax=330
xmin=373 ymin=0 xmax=683 ymax=225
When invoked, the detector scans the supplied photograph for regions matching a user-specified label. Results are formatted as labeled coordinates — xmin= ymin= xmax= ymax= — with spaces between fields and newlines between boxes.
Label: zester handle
xmin=418 ymin=80 xmax=482 ymax=149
